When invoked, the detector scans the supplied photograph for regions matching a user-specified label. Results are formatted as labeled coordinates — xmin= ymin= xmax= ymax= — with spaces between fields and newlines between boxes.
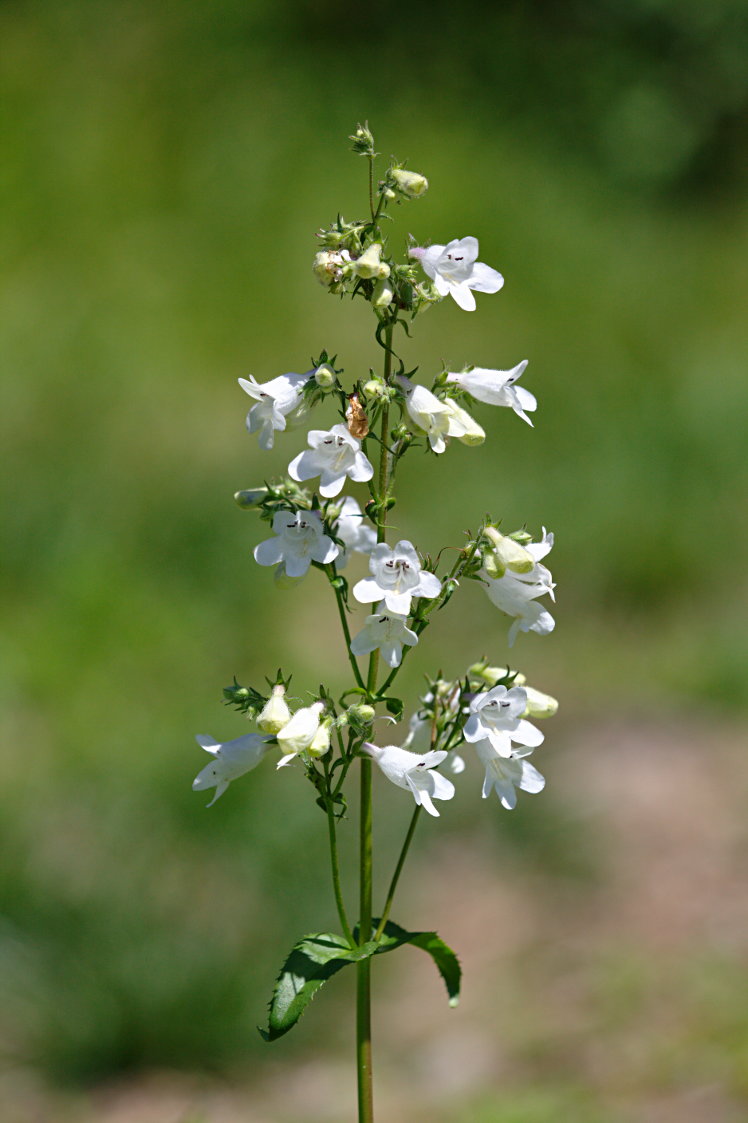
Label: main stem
xmin=356 ymin=317 xmax=394 ymax=1123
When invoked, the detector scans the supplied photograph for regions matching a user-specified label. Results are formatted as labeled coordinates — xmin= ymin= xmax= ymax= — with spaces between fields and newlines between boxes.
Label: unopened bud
xmin=352 ymin=243 xmax=390 ymax=280
xmin=364 ymin=377 xmax=387 ymax=398
xmin=468 ymin=662 xmax=509 ymax=686
xmin=372 ymin=277 xmax=394 ymax=308
xmin=522 ymin=686 xmax=559 ymax=719
xmin=234 ymin=487 xmax=268 ymax=509
xmin=350 ymin=123 xmax=375 ymax=155
xmin=482 ymin=527 xmax=534 ymax=575
xmin=391 ymin=168 xmax=429 ymax=199
xmin=257 ymin=684 xmax=292 ymax=734
xmin=308 ymin=717 xmax=332 ymax=758
xmin=314 ymin=363 xmax=336 ymax=388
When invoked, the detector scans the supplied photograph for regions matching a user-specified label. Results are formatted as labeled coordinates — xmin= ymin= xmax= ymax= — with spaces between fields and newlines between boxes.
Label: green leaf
xmin=260 ymin=932 xmax=365 ymax=1041
xmin=260 ymin=921 xmax=460 ymax=1042
xmin=357 ymin=919 xmax=461 ymax=1007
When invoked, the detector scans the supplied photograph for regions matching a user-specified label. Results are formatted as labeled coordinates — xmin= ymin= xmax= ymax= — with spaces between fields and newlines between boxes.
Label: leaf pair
xmin=260 ymin=920 xmax=460 ymax=1041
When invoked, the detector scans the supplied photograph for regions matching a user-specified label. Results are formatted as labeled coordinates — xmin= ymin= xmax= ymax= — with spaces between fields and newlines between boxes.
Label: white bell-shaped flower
xmin=350 ymin=606 xmax=419 ymax=668
xmin=472 ymin=739 xmax=545 ymax=810
xmin=192 ymin=733 xmax=272 ymax=806
xmin=353 ymin=540 xmax=441 ymax=615
xmin=288 ymin=424 xmax=374 ymax=498
xmin=330 ymin=496 xmax=377 ymax=569
xmin=464 ymin=685 xmax=544 ymax=758
xmin=409 ymin=236 xmax=504 ymax=311
xmin=481 ymin=529 xmax=556 ymax=646
xmin=447 ymin=361 xmax=536 ymax=426
xmin=363 ymin=743 xmax=455 ymax=817
xmin=238 ymin=371 xmax=310 ymax=450
xmin=254 ymin=510 xmax=339 ymax=579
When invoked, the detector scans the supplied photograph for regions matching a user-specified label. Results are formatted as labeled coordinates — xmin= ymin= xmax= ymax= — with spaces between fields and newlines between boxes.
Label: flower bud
xmin=522 ymin=686 xmax=559 ymax=719
xmin=350 ymin=123 xmax=375 ymax=156
xmin=372 ymin=277 xmax=394 ymax=308
xmin=391 ymin=168 xmax=429 ymax=199
xmin=257 ymin=684 xmax=292 ymax=734
xmin=468 ymin=662 xmax=509 ymax=686
xmin=314 ymin=363 xmax=336 ymax=389
xmin=364 ymin=377 xmax=387 ymax=398
xmin=307 ymin=717 xmax=332 ymax=758
xmin=348 ymin=703 xmax=376 ymax=724
xmin=234 ymin=487 xmax=268 ymax=509
xmin=382 ymin=185 xmax=396 ymax=200
xmin=352 ymin=243 xmax=390 ymax=280
xmin=482 ymin=527 xmax=535 ymax=575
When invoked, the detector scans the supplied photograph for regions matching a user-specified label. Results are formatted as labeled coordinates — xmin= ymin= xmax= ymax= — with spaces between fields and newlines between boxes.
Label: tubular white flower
xmin=447 ymin=361 xmax=536 ymax=426
xmin=331 ymin=496 xmax=377 ymax=569
xmin=409 ymin=236 xmax=504 ymax=311
xmin=192 ymin=733 xmax=272 ymax=807
xmin=238 ymin=371 xmax=310 ymax=450
xmin=350 ymin=606 xmax=419 ymax=668
xmin=363 ymin=743 xmax=455 ymax=817
xmin=288 ymin=423 xmax=374 ymax=498
xmin=464 ymin=685 xmax=544 ymax=758
xmin=391 ymin=168 xmax=429 ymax=198
xmin=403 ymin=382 xmax=484 ymax=453
xmin=353 ymin=540 xmax=441 ymax=615
xmin=276 ymin=701 xmax=326 ymax=768
xmin=472 ymin=739 xmax=546 ymax=809
xmin=254 ymin=510 xmax=339 ymax=579
xmin=481 ymin=529 xmax=556 ymax=646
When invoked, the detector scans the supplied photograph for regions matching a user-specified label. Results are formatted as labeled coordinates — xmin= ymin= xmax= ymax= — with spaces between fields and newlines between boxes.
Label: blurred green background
xmin=2 ymin=1 xmax=748 ymax=1120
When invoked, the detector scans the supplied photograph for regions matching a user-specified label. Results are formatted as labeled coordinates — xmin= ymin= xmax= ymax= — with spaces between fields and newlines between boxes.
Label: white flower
xmin=350 ymin=606 xmax=419 ymax=668
xmin=481 ymin=529 xmax=556 ymax=646
xmin=409 ymin=236 xmax=504 ymax=311
xmin=464 ymin=686 xmax=544 ymax=758
xmin=331 ymin=496 xmax=377 ymax=569
xmin=288 ymin=423 xmax=374 ymax=498
xmin=364 ymin=743 xmax=455 ymax=817
xmin=473 ymin=739 xmax=545 ymax=809
xmin=254 ymin=510 xmax=339 ymax=579
xmin=276 ymin=701 xmax=326 ymax=768
xmin=257 ymin=684 xmax=292 ymax=735
xmin=238 ymin=371 xmax=310 ymax=451
xmin=192 ymin=733 xmax=271 ymax=807
xmin=403 ymin=382 xmax=484 ymax=453
xmin=447 ymin=361 xmax=536 ymax=426
xmin=313 ymin=248 xmax=351 ymax=286
xmin=353 ymin=540 xmax=441 ymax=615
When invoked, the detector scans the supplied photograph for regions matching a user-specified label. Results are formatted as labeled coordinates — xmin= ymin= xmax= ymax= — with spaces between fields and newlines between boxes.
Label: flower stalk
xmin=192 ymin=122 xmax=559 ymax=1123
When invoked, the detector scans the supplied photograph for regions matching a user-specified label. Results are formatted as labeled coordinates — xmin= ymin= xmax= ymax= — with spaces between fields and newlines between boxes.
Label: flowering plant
xmin=193 ymin=123 xmax=558 ymax=1122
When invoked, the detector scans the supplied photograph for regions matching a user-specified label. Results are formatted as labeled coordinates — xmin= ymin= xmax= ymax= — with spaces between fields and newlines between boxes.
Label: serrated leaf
xmin=260 ymin=921 xmax=461 ymax=1043
xmin=260 ymin=932 xmax=364 ymax=1042
xmin=356 ymin=919 xmax=461 ymax=1006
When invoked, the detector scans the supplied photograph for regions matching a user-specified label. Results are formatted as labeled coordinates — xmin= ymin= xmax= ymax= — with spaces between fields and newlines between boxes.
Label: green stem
xmin=323 ymin=760 xmax=355 ymax=947
xmin=374 ymin=805 xmax=422 ymax=940
xmin=328 ymin=565 xmax=367 ymax=691
xmin=356 ymin=315 xmax=394 ymax=1123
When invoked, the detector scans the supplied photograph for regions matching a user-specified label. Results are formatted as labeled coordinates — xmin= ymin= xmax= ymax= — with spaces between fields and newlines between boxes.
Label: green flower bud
xmin=352 ymin=243 xmax=390 ymax=280
xmin=314 ymin=363 xmax=336 ymax=388
xmin=364 ymin=377 xmax=387 ymax=398
xmin=234 ymin=487 xmax=268 ymax=509
xmin=391 ymin=168 xmax=429 ymax=198
xmin=350 ymin=123 xmax=375 ymax=156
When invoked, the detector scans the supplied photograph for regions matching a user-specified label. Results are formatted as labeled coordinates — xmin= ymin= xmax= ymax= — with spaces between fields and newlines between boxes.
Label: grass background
xmin=2 ymin=1 xmax=748 ymax=1119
